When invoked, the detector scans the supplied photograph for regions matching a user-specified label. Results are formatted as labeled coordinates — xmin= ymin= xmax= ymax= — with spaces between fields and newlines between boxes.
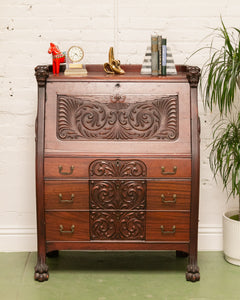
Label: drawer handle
xmin=160 ymin=225 xmax=176 ymax=234
xmin=161 ymin=166 xmax=177 ymax=175
xmin=58 ymin=165 xmax=74 ymax=175
xmin=161 ymin=194 xmax=177 ymax=204
xmin=58 ymin=193 xmax=75 ymax=203
xmin=59 ymin=225 xmax=75 ymax=234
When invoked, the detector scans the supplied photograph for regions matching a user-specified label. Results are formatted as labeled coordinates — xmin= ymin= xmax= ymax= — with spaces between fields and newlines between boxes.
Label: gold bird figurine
xmin=104 ymin=47 xmax=125 ymax=75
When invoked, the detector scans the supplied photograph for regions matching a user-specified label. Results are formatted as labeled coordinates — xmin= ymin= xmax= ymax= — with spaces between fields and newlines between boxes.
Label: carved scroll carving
xmin=90 ymin=211 xmax=145 ymax=240
xmin=57 ymin=94 xmax=178 ymax=140
xmin=90 ymin=180 xmax=146 ymax=210
xmin=89 ymin=159 xmax=147 ymax=240
xmin=89 ymin=159 xmax=147 ymax=178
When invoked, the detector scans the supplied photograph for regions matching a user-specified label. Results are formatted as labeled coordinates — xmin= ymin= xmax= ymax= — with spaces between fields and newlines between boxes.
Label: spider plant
xmin=209 ymin=113 xmax=240 ymax=219
xmin=200 ymin=18 xmax=240 ymax=115
xmin=195 ymin=18 xmax=240 ymax=218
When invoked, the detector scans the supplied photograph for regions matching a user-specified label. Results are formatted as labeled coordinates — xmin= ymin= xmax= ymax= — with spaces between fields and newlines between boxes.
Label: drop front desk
xmin=34 ymin=64 xmax=201 ymax=282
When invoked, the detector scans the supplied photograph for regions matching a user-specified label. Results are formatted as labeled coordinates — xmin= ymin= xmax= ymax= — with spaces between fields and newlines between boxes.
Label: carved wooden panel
xmin=90 ymin=211 xmax=145 ymax=240
xmin=89 ymin=158 xmax=147 ymax=240
xmin=90 ymin=180 xmax=146 ymax=210
xmin=57 ymin=94 xmax=178 ymax=140
xmin=89 ymin=159 xmax=147 ymax=178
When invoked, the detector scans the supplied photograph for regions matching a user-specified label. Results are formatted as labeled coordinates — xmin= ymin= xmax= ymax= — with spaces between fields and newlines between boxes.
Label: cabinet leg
xmin=34 ymin=256 xmax=49 ymax=282
xmin=46 ymin=250 xmax=59 ymax=258
xmin=186 ymin=263 xmax=200 ymax=282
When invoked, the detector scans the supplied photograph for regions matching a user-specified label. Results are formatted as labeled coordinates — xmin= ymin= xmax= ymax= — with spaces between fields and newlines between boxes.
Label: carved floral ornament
xmin=57 ymin=94 xmax=179 ymax=140
xmin=90 ymin=211 xmax=145 ymax=240
xmin=89 ymin=159 xmax=147 ymax=240
xmin=89 ymin=159 xmax=147 ymax=178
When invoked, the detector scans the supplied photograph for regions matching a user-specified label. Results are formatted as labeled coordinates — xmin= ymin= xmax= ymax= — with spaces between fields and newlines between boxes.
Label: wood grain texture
xmin=146 ymin=211 xmax=190 ymax=241
xmin=45 ymin=181 xmax=89 ymax=210
xmin=45 ymin=211 xmax=89 ymax=241
xmin=147 ymin=181 xmax=191 ymax=210
xmin=46 ymin=241 xmax=189 ymax=252
xmin=44 ymin=157 xmax=191 ymax=179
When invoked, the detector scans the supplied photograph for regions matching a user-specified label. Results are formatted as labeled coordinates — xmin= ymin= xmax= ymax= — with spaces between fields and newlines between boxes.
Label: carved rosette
xmin=35 ymin=65 xmax=49 ymax=87
xmin=90 ymin=211 xmax=145 ymax=240
xmin=186 ymin=66 xmax=201 ymax=88
xmin=57 ymin=94 xmax=178 ymax=140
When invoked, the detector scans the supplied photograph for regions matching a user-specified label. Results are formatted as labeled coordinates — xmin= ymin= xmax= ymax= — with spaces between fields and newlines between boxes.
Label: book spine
xmin=158 ymin=35 xmax=162 ymax=75
xmin=151 ymin=34 xmax=158 ymax=76
xmin=161 ymin=38 xmax=167 ymax=76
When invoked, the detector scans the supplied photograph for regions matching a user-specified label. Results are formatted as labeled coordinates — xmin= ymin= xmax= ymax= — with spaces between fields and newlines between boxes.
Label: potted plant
xmin=197 ymin=18 xmax=240 ymax=265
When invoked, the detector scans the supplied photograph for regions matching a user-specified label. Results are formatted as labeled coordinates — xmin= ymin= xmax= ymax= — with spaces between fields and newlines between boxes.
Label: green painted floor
xmin=0 ymin=251 xmax=239 ymax=300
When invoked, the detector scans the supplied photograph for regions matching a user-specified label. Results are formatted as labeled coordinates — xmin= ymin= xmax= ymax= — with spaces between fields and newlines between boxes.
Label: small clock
xmin=67 ymin=46 xmax=84 ymax=63
xmin=64 ymin=45 xmax=87 ymax=76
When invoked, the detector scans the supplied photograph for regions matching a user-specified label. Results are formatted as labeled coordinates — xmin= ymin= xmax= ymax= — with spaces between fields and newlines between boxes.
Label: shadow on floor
xmin=46 ymin=251 xmax=188 ymax=273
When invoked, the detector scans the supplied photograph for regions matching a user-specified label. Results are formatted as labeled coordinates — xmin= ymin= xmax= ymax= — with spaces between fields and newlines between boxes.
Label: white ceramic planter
xmin=223 ymin=210 xmax=240 ymax=266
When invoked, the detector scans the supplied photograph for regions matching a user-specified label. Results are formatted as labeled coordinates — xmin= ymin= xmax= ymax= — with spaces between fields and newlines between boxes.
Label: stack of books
xmin=140 ymin=34 xmax=177 ymax=76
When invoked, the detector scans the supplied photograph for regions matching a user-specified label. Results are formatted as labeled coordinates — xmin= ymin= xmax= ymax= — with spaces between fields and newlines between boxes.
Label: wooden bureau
xmin=34 ymin=64 xmax=201 ymax=282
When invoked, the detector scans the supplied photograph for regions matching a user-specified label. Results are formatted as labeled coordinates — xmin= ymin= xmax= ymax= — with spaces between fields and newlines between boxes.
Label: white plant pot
xmin=223 ymin=210 xmax=240 ymax=266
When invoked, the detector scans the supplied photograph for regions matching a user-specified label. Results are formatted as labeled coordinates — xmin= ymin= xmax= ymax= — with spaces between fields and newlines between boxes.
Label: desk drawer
xmin=147 ymin=181 xmax=191 ymax=210
xmin=146 ymin=211 xmax=190 ymax=241
xmin=44 ymin=157 xmax=191 ymax=179
xmin=45 ymin=181 xmax=89 ymax=210
xmin=45 ymin=212 xmax=89 ymax=241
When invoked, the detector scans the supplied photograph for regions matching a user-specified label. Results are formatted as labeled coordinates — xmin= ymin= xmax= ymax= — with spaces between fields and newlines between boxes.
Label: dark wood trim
xmin=47 ymin=64 xmax=189 ymax=83
xmin=48 ymin=64 xmax=187 ymax=75
xmin=34 ymin=65 xmax=49 ymax=282
xmin=186 ymin=66 xmax=201 ymax=282
xmin=46 ymin=241 xmax=189 ymax=252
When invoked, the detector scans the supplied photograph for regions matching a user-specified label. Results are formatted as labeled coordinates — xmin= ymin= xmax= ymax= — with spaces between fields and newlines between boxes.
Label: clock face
xmin=68 ymin=46 xmax=84 ymax=63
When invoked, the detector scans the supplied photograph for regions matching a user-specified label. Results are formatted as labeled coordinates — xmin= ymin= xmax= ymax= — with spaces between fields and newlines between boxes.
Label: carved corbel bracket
xmin=35 ymin=65 xmax=49 ymax=87
xmin=186 ymin=66 xmax=201 ymax=88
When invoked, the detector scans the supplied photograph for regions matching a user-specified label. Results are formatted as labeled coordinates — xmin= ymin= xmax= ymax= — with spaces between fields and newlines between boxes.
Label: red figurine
xmin=48 ymin=43 xmax=65 ymax=74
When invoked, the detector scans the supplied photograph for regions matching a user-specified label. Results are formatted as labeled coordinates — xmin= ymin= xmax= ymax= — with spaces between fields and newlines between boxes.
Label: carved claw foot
xmin=186 ymin=264 xmax=200 ymax=282
xmin=34 ymin=263 xmax=49 ymax=282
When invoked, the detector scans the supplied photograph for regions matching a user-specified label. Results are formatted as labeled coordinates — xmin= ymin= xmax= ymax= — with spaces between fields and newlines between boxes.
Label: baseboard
xmin=0 ymin=225 xmax=223 ymax=252
xmin=198 ymin=224 xmax=223 ymax=251
xmin=0 ymin=227 xmax=37 ymax=252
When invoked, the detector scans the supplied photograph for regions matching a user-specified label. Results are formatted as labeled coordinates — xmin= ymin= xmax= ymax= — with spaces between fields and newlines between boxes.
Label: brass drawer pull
xmin=160 ymin=225 xmax=176 ymax=234
xmin=58 ymin=165 xmax=74 ymax=175
xmin=161 ymin=194 xmax=177 ymax=204
xmin=59 ymin=225 xmax=75 ymax=234
xmin=161 ymin=166 xmax=177 ymax=175
xmin=58 ymin=193 xmax=75 ymax=203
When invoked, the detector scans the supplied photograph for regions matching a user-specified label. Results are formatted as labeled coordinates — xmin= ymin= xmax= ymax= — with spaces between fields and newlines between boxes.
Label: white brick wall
xmin=0 ymin=0 xmax=238 ymax=251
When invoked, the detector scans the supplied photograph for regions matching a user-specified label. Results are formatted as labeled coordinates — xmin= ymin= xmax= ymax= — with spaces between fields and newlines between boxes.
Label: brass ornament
xmin=104 ymin=47 xmax=125 ymax=75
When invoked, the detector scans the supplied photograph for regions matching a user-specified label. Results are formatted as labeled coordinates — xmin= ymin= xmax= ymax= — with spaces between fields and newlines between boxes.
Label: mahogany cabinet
xmin=34 ymin=64 xmax=201 ymax=282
